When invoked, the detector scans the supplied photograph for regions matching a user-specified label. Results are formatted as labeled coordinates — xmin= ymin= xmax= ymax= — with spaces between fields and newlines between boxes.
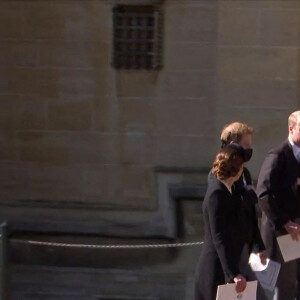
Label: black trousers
xmin=273 ymin=242 xmax=297 ymax=300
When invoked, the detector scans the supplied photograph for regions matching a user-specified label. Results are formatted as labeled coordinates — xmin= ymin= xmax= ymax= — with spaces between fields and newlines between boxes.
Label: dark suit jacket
xmin=234 ymin=167 xmax=265 ymax=253
xmin=257 ymin=140 xmax=299 ymax=256
xmin=195 ymin=176 xmax=248 ymax=300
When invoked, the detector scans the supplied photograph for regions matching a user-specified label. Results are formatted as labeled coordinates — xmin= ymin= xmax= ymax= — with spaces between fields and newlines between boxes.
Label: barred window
xmin=112 ymin=5 xmax=163 ymax=70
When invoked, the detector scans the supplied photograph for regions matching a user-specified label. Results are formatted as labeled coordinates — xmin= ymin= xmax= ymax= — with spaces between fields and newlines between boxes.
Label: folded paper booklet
xmin=249 ymin=253 xmax=281 ymax=291
xmin=277 ymin=234 xmax=300 ymax=262
xmin=216 ymin=280 xmax=257 ymax=300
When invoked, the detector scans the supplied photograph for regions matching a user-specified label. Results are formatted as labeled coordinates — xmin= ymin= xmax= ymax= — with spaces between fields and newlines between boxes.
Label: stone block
xmin=0 ymin=41 xmax=38 ymax=67
xmin=20 ymin=146 xmax=69 ymax=166
xmin=117 ymin=71 xmax=160 ymax=98
xmin=36 ymin=69 xmax=106 ymax=98
xmin=218 ymin=79 xmax=298 ymax=108
xmin=218 ymin=7 xmax=260 ymax=45
xmin=156 ymin=99 xmax=215 ymax=135
xmin=160 ymin=71 xmax=215 ymax=99
xmin=0 ymin=95 xmax=22 ymax=130
xmin=116 ymin=134 xmax=155 ymax=165
xmin=260 ymin=1 xmax=300 ymax=9
xmin=0 ymin=132 xmax=17 ymax=161
xmin=165 ymin=5 xmax=217 ymax=42
xmin=108 ymin=166 xmax=154 ymax=209
xmin=93 ymin=97 xmax=115 ymax=132
xmin=118 ymin=99 xmax=156 ymax=133
xmin=218 ymin=47 xmax=298 ymax=80
xmin=38 ymin=42 xmax=110 ymax=69
xmin=81 ymin=165 xmax=109 ymax=201
xmin=20 ymin=96 xmax=46 ymax=130
xmin=0 ymin=95 xmax=45 ymax=130
xmin=153 ymin=135 xmax=216 ymax=167
xmin=0 ymin=3 xmax=22 ymax=39
xmin=69 ymin=133 xmax=117 ymax=164
xmin=164 ymin=43 xmax=216 ymax=71
xmin=21 ymin=3 xmax=66 ymax=40
xmin=0 ymin=68 xmax=38 ymax=95
xmin=48 ymin=97 xmax=93 ymax=131
xmin=78 ymin=2 xmax=112 ymax=42
xmin=21 ymin=2 xmax=111 ymax=41
xmin=180 ymin=135 xmax=216 ymax=166
xmin=23 ymin=165 xmax=83 ymax=201
xmin=259 ymin=8 xmax=300 ymax=46
xmin=0 ymin=162 xmax=29 ymax=200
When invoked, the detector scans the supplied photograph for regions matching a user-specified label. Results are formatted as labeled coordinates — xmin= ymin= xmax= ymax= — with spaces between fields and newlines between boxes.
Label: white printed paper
xmin=277 ymin=234 xmax=300 ymax=262
xmin=249 ymin=253 xmax=281 ymax=291
xmin=216 ymin=280 xmax=257 ymax=300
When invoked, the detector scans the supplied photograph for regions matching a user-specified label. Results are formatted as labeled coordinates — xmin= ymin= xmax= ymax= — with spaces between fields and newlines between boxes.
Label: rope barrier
xmin=11 ymin=239 xmax=204 ymax=249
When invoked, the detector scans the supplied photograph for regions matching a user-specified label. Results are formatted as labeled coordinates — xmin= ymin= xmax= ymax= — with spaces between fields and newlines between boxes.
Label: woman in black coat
xmin=194 ymin=145 xmax=267 ymax=300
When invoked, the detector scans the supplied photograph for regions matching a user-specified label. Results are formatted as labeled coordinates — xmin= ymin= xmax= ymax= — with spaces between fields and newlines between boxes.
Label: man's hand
xmin=257 ymin=250 xmax=268 ymax=265
xmin=284 ymin=220 xmax=300 ymax=241
xmin=233 ymin=274 xmax=247 ymax=293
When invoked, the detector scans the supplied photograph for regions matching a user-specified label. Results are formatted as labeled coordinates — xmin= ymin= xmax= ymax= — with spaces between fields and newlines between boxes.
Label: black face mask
xmin=225 ymin=143 xmax=253 ymax=162
xmin=243 ymin=148 xmax=253 ymax=162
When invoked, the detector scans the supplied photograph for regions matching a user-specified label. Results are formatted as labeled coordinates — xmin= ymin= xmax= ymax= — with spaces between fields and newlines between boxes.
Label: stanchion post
xmin=0 ymin=222 xmax=9 ymax=300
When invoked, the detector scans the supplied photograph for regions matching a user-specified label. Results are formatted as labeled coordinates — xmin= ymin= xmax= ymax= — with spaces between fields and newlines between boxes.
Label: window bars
xmin=112 ymin=5 xmax=163 ymax=70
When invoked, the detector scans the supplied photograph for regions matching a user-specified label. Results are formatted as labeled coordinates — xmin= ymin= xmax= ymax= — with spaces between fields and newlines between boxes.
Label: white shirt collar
xmin=288 ymin=136 xmax=300 ymax=161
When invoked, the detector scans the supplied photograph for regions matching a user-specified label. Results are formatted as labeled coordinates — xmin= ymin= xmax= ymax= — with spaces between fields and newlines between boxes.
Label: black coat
xmin=195 ymin=175 xmax=254 ymax=300
xmin=257 ymin=140 xmax=299 ymax=257
xmin=234 ymin=167 xmax=265 ymax=253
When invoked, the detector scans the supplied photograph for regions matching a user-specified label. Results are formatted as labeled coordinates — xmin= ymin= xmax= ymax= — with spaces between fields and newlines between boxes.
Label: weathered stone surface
xmin=0 ymin=95 xmax=45 ymax=130
xmin=258 ymin=8 xmax=300 ymax=46
xmin=218 ymin=6 xmax=260 ymax=45
xmin=36 ymin=69 xmax=113 ymax=98
xmin=164 ymin=43 xmax=216 ymax=71
xmin=11 ymin=265 xmax=187 ymax=300
xmin=21 ymin=2 xmax=111 ymax=40
xmin=110 ymin=165 xmax=154 ymax=208
xmin=0 ymin=68 xmax=38 ymax=95
xmin=38 ymin=42 xmax=110 ymax=69
xmin=92 ymin=97 xmax=116 ymax=132
xmin=117 ymin=71 xmax=160 ymax=98
xmin=118 ymin=99 xmax=157 ymax=134
xmin=160 ymin=71 xmax=215 ymax=99
xmin=48 ymin=97 xmax=93 ymax=131
xmin=0 ymin=3 xmax=22 ymax=39
xmin=0 ymin=132 xmax=17 ymax=161
xmin=156 ymin=99 xmax=215 ymax=135
xmin=218 ymin=79 xmax=298 ymax=108
xmin=165 ymin=4 xmax=218 ymax=42
xmin=153 ymin=135 xmax=216 ymax=167
xmin=0 ymin=41 xmax=38 ymax=67
xmin=218 ymin=47 xmax=298 ymax=80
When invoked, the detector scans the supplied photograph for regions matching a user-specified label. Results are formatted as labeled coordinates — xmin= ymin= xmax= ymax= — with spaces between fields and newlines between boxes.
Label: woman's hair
xmin=212 ymin=146 xmax=244 ymax=180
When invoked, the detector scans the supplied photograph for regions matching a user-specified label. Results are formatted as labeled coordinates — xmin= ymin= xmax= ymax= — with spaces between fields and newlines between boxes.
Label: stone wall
xmin=0 ymin=0 xmax=299 ymax=234
xmin=216 ymin=0 xmax=300 ymax=175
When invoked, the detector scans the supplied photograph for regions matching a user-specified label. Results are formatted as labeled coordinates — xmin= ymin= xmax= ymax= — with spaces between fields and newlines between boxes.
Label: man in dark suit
xmin=217 ymin=122 xmax=268 ymax=300
xmin=220 ymin=122 xmax=266 ymax=259
xmin=257 ymin=111 xmax=300 ymax=300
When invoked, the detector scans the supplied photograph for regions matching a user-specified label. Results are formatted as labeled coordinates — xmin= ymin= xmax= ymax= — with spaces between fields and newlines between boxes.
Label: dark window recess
xmin=112 ymin=5 xmax=163 ymax=70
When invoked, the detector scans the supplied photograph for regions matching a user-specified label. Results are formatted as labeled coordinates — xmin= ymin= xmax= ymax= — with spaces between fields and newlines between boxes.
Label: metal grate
xmin=112 ymin=5 xmax=163 ymax=70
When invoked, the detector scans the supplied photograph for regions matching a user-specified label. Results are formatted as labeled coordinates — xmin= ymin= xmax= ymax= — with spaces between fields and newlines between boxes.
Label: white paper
xmin=249 ymin=253 xmax=268 ymax=272
xmin=249 ymin=253 xmax=281 ymax=291
xmin=216 ymin=280 xmax=257 ymax=300
xmin=277 ymin=234 xmax=300 ymax=262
